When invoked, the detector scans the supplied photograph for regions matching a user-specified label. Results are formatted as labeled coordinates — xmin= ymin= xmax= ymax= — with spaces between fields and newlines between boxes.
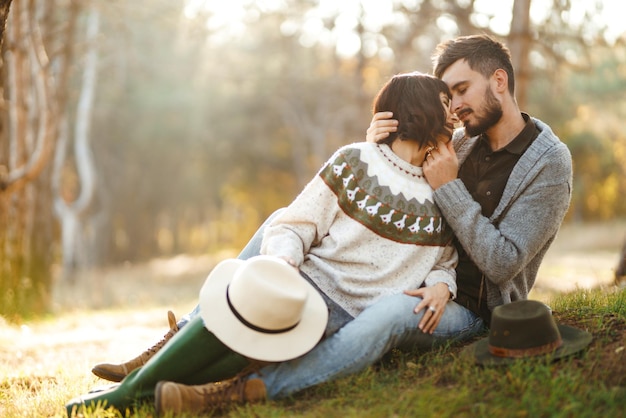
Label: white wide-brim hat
xmin=199 ymin=255 xmax=329 ymax=362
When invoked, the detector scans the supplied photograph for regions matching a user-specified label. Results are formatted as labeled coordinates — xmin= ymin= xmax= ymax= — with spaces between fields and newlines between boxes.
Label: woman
xmin=260 ymin=71 xmax=459 ymax=332
xmin=66 ymin=72 xmax=459 ymax=416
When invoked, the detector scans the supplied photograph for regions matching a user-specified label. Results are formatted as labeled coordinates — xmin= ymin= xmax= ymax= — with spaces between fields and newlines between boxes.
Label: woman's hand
xmin=404 ymin=282 xmax=450 ymax=334
xmin=366 ymin=112 xmax=398 ymax=143
xmin=278 ymin=256 xmax=299 ymax=269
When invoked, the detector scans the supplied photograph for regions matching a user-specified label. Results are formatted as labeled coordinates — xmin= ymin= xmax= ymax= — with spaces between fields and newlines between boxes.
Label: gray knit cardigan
xmin=434 ymin=117 xmax=572 ymax=311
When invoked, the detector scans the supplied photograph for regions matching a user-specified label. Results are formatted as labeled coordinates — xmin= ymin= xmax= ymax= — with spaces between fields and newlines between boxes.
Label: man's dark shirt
xmin=454 ymin=113 xmax=539 ymax=326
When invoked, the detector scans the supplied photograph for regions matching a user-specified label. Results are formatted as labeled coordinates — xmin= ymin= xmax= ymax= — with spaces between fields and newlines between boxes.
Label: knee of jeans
xmin=360 ymin=294 xmax=422 ymax=331
xmin=431 ymin=304 xmax=485 ymax=338
xmin=380 ymin=293 xmax=422 ymax=315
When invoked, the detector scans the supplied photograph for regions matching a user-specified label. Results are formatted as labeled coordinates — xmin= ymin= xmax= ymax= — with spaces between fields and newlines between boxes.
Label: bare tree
xmin=0 ymin=0 xmax=11 ymax=49
xmin=0 ymin=1 xmax=75 ymax=194
xmin=0 ymin=0 xmax=80 ymax=318
xmin=53 ymin=5 xmax=99 ymax=283
xmin=508 ymin=0 xmax=532 ymax=110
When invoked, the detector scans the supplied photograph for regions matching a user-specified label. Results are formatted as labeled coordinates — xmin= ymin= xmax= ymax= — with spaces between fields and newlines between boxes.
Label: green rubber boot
xmin=65 ymin=316 xmax=249 ymax=416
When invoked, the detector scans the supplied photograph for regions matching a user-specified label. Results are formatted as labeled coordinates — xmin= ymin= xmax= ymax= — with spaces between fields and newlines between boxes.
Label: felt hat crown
xmin=464 ymin=300 xmax=592 ymax=366
xmin=199 ymin=255 xmax=328 ymax=362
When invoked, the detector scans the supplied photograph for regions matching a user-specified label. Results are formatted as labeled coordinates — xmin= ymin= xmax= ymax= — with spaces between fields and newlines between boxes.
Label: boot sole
xmin=91 ymin=367 xmax=126 ymax=382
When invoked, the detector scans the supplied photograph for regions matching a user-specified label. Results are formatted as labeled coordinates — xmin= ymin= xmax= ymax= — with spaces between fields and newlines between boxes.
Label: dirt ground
xmin=532 ymin=220 xmax=624 ymax=297
xmin=554 ymin=310 xmax=626 ymax=389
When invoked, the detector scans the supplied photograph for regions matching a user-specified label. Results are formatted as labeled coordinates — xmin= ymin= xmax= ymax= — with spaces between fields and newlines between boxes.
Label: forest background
xmin=0 ymin=0 xmax=625 ymax=320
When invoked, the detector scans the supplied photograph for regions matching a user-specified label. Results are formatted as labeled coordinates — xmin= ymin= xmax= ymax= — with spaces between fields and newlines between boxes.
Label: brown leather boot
xmin=154 ymin=376 xmax=267 ymax=416
xmin=91 ymin=310 xmax=179 ymax=382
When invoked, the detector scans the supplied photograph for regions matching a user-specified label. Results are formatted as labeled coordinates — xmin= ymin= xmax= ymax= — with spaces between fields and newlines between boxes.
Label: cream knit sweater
xmin=261 ymin=142 xmax=457 ymax=317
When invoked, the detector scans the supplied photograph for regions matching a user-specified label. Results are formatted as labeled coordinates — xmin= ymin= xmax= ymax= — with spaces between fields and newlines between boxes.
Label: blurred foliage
xmin=61 ymin=0 xmax=626 ymax=261
xmin=1 ymin=0 xmax=625 ymax=318
xmin=527 ymin=45 xmax=626 ymax=221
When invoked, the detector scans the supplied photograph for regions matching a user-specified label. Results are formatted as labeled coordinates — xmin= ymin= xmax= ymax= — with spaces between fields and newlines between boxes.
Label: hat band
xmin=226 ymin=285 xmax=300 ymax=334
xmin=488 ymin=337 xmax=563 ymax=358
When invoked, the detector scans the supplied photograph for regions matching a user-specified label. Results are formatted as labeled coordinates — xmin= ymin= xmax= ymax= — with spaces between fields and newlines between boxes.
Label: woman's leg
xmin=253 ymin=293 xmax=485 ymax=399
xmin=89 ymin=209 xmax=288 ymax=385
xmin=67 ymin=316 xmax=249 ymax=415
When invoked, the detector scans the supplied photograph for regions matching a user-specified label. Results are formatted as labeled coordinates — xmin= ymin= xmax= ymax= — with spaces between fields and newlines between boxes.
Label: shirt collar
xmin=479 ymin=113 xmax=537 ymax=155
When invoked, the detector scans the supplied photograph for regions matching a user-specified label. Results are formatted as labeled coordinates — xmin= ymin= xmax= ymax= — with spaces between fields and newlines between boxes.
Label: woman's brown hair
xmin=373 ymin=72 xmax=451 ymax=148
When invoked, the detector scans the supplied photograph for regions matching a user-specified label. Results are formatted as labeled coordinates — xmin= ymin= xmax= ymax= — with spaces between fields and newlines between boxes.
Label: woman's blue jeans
xmin=252 ymin=293 xmax=485 ymax=399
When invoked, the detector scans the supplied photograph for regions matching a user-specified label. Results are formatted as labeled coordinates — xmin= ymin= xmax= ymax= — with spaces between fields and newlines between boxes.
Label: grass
xmin=1 ymin=221 xmax=625 ymax=417
xmin=2 ymin=291 xmax=624 ymax=418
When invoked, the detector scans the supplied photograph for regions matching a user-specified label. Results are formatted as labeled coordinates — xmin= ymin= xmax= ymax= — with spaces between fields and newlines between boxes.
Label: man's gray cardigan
xmin=434 ymin=117 xmax=572 ymax=312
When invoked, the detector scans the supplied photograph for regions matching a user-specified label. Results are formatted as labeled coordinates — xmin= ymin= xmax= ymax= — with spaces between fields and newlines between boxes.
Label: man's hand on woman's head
xmin=366 ymin=112 xmax=397 ymax=143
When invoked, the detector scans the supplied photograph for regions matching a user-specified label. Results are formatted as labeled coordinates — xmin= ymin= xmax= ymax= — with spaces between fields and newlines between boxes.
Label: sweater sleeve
xmin=433 ymin=142 xmax=572 ymax=286
xmin=423 ymin=242 xmax=458 ymax=298
xmin=260 ymin=173 xmax=340 ymax=267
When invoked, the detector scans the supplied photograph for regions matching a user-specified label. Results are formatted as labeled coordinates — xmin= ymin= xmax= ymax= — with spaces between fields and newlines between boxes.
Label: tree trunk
xmin=53 ymin=5 xmax=99 ymax=282
xmin=0 ymin=0 xmax=80 ymax=319
xmin=0 ymin=0 xmax=9 ymax=32
xmin=616 ymin=239 xmax=626 ymax=285
xmin=508 ymin=0 xmax=532 ymax=110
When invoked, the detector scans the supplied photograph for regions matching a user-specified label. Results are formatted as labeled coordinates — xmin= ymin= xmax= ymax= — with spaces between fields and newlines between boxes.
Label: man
xmin=93 ymin=34 xmax=572 ymax=415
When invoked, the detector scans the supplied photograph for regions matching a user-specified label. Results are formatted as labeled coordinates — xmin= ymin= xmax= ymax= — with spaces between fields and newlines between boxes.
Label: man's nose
xmin=451 ymin=96 xmax=463 ymax=113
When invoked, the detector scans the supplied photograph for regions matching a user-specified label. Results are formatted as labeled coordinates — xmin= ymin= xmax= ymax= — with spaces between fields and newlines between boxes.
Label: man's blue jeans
xmin=179 ymin=209 xmax=486 ymax=399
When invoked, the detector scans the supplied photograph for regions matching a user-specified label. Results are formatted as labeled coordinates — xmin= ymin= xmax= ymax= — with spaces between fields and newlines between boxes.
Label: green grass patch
xmin=1 ymin=288 xmax=624 ymax=417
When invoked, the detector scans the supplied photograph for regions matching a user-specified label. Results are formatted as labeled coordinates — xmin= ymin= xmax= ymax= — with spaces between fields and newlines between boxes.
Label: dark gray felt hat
xmin=463 ymin=300 xmax=592 ymax=366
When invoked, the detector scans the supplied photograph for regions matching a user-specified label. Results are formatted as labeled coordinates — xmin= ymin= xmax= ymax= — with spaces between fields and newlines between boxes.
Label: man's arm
xmin=433 ymin=144 xmax=572 ymax=285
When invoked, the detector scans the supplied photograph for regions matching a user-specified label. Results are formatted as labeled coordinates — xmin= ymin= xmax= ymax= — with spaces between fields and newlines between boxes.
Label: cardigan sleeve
xmin=260 ymin=173 xmax=340 ymax=267
xmin=433 ymin=142 xmax=572 ymax=286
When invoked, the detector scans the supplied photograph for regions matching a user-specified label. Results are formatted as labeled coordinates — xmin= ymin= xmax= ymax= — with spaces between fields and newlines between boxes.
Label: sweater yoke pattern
xmin=319 ymin=146 xmax=453 ymax=246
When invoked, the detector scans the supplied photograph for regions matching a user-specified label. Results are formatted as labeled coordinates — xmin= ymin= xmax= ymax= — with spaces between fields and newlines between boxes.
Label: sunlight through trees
xmin=0 ymin=0 xmax=624 ymax=318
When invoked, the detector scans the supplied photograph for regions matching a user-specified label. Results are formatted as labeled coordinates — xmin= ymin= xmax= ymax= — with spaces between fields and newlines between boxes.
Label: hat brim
xmin=463 ymin=324 xmax=593 ymax=366
xmin=199 ymin=259 xmax=329 ymax=362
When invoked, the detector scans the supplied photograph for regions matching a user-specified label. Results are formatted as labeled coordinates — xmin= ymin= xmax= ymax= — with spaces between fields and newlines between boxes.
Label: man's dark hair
xmin=373 ymin=72 xmax=451 ymax=148
xmin=432 ymin=34 xmax=515 ymax=96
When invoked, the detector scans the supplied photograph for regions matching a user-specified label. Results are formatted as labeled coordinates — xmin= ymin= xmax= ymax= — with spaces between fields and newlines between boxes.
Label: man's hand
xmin=423 ymin=140 xmax=459 ymax=190
xmin=404 ymin=282 xmax=450 ymax=334
xmin=366 ymin=112 xmax=397 ymax=143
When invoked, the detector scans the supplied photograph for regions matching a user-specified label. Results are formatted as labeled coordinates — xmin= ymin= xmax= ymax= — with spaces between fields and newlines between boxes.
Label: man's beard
xmin=464 ymin=86 xmax=503 ymax=137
